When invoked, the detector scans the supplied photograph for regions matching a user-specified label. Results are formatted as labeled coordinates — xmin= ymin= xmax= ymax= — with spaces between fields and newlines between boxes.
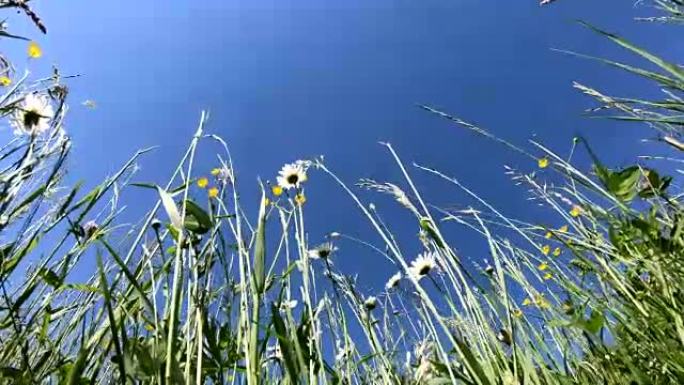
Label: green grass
xmin=0 ymin=1 xmax=682 ymax=384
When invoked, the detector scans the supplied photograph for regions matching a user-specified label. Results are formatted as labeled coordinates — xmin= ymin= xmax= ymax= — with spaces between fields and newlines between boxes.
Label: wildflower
xmin=266 ymin=343 xmax=283 ymax=362
xmin=264 ymin=197 xmax=270 ymax=206
xmin=538 ymin=157 xmax=549 ymax=169
xmin=308 ymin=242 xmax=337 ymax=260
xmin=535 ymin=294 xmax=550 ymax=309
xmin=497 ymin=329 xmax=512 ymax=345
xmin=552 ymin=247 xmax=561 ymax=257
xmin=150 ymin=218 xmax=162 ymax=230
xmin=208 ymin=187 xmax=219 ymax=198
xmin=558 ymin=225 xmax=568 ymax=233
xmin=363 ymin=296 xmax=377 ymax=311
xmin=522 ymin=298 xmax=532 ymax=306
xmin=211 ymin=166 xmax=232 ymax=184
xmin=512 ymin=309 xmax=523 ymax=318
xmin=28 ymin=41 xmax=42 ymax=58
xmin=197 ymin=177 xmax=209 ymax=188
xmin=385 ymin=272 xmax=402 ymax=290
xmin=294 ymin=193 xmax=306 ymax=206
xmin=543 ymin=272 xmax=553 ymax=280
xmin=569 ymin=205 xmax=581 ymax=217
xmin=0 ymin=76 xmax=10 ymax=86
xmin=82 ymin=220 xmax=99 ymax=239
xmin=408 ymin=251 xmax=438 ymax=281
xmin=271 ymin=185 xmax=283 ymax=196
xmin=541 ymin=245 xmax=550 ymax=255
xmin=276 ymin=162 xmax=307 ymax=190
xmin=279 ymin=300 xmax=298 ymax=311
xmin=545 ymin=231 xmax=552 ymax=239
xmin=538 ymin=262 xmax=549 ymax=271
xmin=561 ymin=300 xmax=574 ymax=315
xmin=10 ymin=93 xmax=54 ymax=136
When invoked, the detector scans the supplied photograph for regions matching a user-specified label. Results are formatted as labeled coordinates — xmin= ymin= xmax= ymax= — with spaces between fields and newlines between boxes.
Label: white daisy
xmin=10 ymin=93 xmax=54 ymax=136
xmin=279 ymin=299 xmax=298 ymax=311
xmin=363 ymin=296 xmax=377 ymax=311
xmin=408 ymin=251 xmax=438 ymax=281
xmin=307 ymin=242 xmax=337 ymax=260
xmin=276 ymin=162 xmax=307 ymax=190
xmin=385 ymin=272 xmax=402 ymax=290
xmin=265 ymin=343 xmax=282 ymax=362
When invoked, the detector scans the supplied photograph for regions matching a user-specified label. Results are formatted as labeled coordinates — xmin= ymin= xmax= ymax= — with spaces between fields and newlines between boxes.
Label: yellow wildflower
xmin=538 ymin=157 xmax=549 ymax=169
xmin=522 ymin=298 xmax=532 ymax=306
xmin=558 ymin=225 xmax=568 ymax=233
xmin=294 ymin=193 xmax=306 ymax=206
xmin=211 ymin=168 xmax=221 ymax=176
xmin=570 ymin=205 xmax=581 ymax=217
xmin=543 ymin=272 xmax=553 ymax=281
xmin=0 ymin=76 xmax=11 ymax=87
xmin=512 ymin=309 xmax=523 ymax=318
xmin=197 ymin=177 xmax=209 ymax=188
xmin=272 ymin=185 xmax=283 ymax=196
xmin=561 ymin=300 xmax=574 ymax=314
xmin=208 ymin=187 xmax=219 ymax=198
xmin=545 ymin=231 xmax=552 ymax=239
xmin=552 ymin=247 xmax=561 ymax=257
xmin=541 ymin=245 xmax=550 ymax=255
xmin=538 ymin=262 xmax=549 ymax=271
xmin=28 ymin=41 xmax=42 ymax=58
xmin=535 ymin=295 xmax=550 ymax=309
xmin=264 ymin=197 xmax=270 ymax=207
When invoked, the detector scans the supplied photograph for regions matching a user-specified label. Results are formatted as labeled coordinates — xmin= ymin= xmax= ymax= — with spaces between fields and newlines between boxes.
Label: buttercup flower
xmin=538 ymin=262 xmax=549 ymax=271
xmin=570 ymin=205 xmax=581 ymax=217
xmin=385 ymin=272 xmax=402 ymax=290
xmin=294 ymin=193 xmax=306 ymax=206
xmin=552 ymin=247 xmax=561 ymax=257
xmin=408 ymin=252 xmax=438 ymax=281
xmin=541 ymin=245 xmax=550 ymax=255
xmin=197 ymin=177 xmax=209 ymax=188
xmin=545 ymin=231 xmax=552 ymax=239
xmin=543 ymin=272 xmax=553 ymax=280
xmin=208 ymin=187 xmax=219 ymax=198
xmin=538 ymin=157 xmax=549 ymax=168
xmin=272 ymin=185 xmax=283 ymax=196
xmin=558 ymin=225 xmax=568 ymax=233
xmin=276 ymin=162 xmax=307 ymax=190
xmin=10 ymin=93 xmax=54 ymax=136
xmin=0 ymin=76 xmax=11 ymax=87
xmin=28 ymin=41 xmax=42 ymax=58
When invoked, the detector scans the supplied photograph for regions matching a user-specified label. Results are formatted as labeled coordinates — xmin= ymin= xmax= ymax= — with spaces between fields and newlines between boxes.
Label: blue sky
xmin=4 ymin=0 xmax=681 ymax=291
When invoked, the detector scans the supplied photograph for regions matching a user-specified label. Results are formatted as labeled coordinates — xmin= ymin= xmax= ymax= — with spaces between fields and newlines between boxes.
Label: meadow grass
xmin=0 ymin=0 xmax=682 ymax=384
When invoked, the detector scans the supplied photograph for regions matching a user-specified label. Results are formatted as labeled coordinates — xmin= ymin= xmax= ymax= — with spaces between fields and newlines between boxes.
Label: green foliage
xmin=0 ymin=1 xmax=681 ymax=385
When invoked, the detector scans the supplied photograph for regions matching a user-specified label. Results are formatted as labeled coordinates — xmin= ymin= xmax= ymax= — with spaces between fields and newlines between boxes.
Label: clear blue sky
xmin=5 ymin=0 xmax=681 ymax=290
